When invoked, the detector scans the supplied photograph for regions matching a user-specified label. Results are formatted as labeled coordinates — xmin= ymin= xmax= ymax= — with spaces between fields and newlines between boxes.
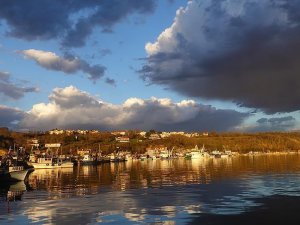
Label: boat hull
xmin=78 ymin=160 xmax=97 ymax=165
xmin=9 ymin=169 xmax=30 ymax=181
xmin=31 ymin=162 xmax=74 ymax=169
xmin=0 ymin=169 xmax=30 ymax=181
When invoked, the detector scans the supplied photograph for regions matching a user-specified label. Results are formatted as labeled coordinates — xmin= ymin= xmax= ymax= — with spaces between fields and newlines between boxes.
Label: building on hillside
xmin=27 ymin=139 xmax=40 ymax=148
xmin=149 ymin=133 xmax=161 ymax=140
xmin=183 ymin=132 xmax=200 ymax=138
xmin=27 ymin=138 xmax=39 ymax=147
xmin=49 ymin=129 xmax=64 ymax=135
xmin=139 ymin=131 xmax=147 ymax=137
xmin=111 ymin=131 xmax=126 ymax=136
xmin=146 ymin=145 xmax=167 ymax=157
xmin=77 ymin=130 xmax=88 ymax=135
xmin=115 ymin=137 xmax=130 ymax=143
xmin=160 ymin=131 xmax=185 ymax=138
xmin=89 ymin=130 xmax=99 ymax=134
xmin=77 ymin=149 xmax=91 ymax=156
xmin=65 ymin=130 xmax=74 ymax=135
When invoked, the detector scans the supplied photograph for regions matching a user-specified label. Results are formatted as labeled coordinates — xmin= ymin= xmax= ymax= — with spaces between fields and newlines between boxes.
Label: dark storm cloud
xmin=0 ymin=0 xmax=157 ymax=47
xmin=142 ymin=0 xmax=300 ymax=114
xmin=0 ymin=71 xmax=39 ymax=100
xmin=254 ymin=116 xmax=296 ymax=131
xmin=140 ymin=105 xmax=249 ymax=132
xmin=0 ymin=105 xmax=25 ymax=128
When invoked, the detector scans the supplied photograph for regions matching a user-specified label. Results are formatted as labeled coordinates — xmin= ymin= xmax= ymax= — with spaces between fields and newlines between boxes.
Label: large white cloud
xmin=19 ymin=86 xmax=248 ymax=131
xmin=20 ymin=49 xmax=107 ymax=82
xmin=141 ymin=0 xmax=300 ymax=114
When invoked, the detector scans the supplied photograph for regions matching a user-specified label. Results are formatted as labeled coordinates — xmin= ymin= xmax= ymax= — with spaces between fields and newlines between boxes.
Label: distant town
xmin=47 ymin=128 xmax=207 ymax=140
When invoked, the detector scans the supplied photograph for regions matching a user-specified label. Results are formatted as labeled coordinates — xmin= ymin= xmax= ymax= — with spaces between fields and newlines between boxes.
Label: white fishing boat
xmin=31 ymin=157 xmax=73 ymax=169
xmin=159 ymin=149 xmax=173 ymax=159
xmin=185 ymin=145 xmax=205 ymax=159
xmin=125 ymin=154 xmax=133 ymax=161
xmin=211 ymin=150 xmax=222 ymax=158
xmin=79 ymin=154 xmax=96 ymax=165
xmin=139 ymin=155 xmax=147 ymax=161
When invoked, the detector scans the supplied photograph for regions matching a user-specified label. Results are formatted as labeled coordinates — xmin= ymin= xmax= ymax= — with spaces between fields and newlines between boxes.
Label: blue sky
xmin=0 ymin=0 xmax=299 ymax=132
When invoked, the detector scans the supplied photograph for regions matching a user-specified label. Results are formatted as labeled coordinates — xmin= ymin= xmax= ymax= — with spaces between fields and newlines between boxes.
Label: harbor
xmin=1 ymin=0 xmax=300 ymax=224
xmin=1 ymin=154 xmax=300 ymax=224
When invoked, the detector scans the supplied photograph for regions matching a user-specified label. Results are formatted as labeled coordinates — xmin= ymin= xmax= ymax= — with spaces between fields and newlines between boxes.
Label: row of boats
xmin=0 ymin=145 xmax=233 ymax=182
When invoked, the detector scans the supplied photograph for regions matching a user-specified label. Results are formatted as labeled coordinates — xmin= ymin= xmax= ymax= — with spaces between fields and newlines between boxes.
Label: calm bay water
xmin=1 ymin=154 xmax=300 ymax=224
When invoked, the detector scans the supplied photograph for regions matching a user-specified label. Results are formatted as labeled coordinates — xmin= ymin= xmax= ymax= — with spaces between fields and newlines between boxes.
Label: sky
xmin=0 ymin=0 xmax=299 ymax=132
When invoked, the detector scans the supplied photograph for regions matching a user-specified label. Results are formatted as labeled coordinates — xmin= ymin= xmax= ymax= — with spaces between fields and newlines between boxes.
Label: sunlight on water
xmin=1 ymin=154 xmax=300 ymax=224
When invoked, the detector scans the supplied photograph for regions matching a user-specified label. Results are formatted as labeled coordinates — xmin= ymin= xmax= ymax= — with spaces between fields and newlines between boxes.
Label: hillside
xmin=1 ymin=128 xmax=300 ymax=155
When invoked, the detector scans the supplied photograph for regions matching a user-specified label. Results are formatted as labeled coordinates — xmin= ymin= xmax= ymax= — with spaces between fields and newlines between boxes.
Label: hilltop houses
xmin=146 ymin=145 xmax=168 ymax=158
xmin=115 ymin=137 xmax=130 ymax=143
xmin=48 ymin=129 xmax=98 ymax=135
xmin=149 ymin=133 xmax=161 ymax=140
xmin=49 ymin=129 xmax=64 ymax=135
xmin=46 ymin=129 xmax=206 ymax=142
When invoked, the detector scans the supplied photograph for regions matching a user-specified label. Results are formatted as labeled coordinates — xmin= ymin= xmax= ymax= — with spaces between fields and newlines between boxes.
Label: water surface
xmin=1 ymin=154 xmax=300 ymax=224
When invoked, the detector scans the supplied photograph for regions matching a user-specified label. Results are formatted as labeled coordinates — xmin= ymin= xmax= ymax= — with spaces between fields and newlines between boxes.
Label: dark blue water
xmin=1 ymin=154 xmax=300 ymax=224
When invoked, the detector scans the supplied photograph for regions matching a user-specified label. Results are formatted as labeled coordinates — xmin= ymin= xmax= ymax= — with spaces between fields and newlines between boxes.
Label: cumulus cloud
xmin=0 ymin=71 xmax=39 ymax=100
xmin=0 ymin=105 xmax=26 ymax=128
xmin=20 ymin=49 xmax=106 ymax=82
xmin=19 ymin=86 xmax=248 ymax=131
xmin=0 ymin=0 xmax=157 ymax=47
xmin=141 ymin=0 xmax=300 ymax=114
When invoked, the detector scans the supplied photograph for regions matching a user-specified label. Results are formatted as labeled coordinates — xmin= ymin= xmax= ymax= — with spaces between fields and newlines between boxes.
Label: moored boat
xmin=109 ymin=153 xmax=126 ymax=162
xmin=1 ymin=154 xmax=32 ymax=181
xmin=78 ymin=154 xmax=97 ymax=165
xmin=159 ymin=149 xmax=173 ymax=159
xmin=0 ymin=165 xmax=30 ymax=181
xmin=31 ymin=157 xmax=74 ymax=169
xmin=185 ymin=145 xmax=206 ymax=159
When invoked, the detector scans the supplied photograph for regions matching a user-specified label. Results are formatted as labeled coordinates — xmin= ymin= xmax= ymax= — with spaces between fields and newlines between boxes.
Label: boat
xmin=0 ymin=154 xmax=32 ymax=181
xmin=125 ymin=153 xmax=133 ymax=161
xmin=0 ymin=165 xmax=30 ymax=181
xmin=98 ymin=155 xmax=111 ymax=163
xmin=185 ymin=145 xmax=205 ymax=159
xmin=159 ymin=148 xmax=173 ymax=159
xmin=151 ymin=155 xmax=157 ymax=160
xmin=78 ymin=154 xmax=96 ymax=165
xmin=109 ymin=153 xmax=126 ymax=162
xmin=139 ymin=155 xmax=147 ymax=161
xmin=211 ymin=150 xmax=222 ymax=158
xmin=31 ymin=157 xmax=74 ymax=169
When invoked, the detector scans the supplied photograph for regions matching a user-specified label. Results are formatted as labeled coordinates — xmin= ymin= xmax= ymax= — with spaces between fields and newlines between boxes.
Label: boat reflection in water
xmin=0 ymin=181 xmax=31 ymax=217
xmin=1 ymin=154 xmax=300 ymax=224
xmin=0 ymin=181 xmax=27 ymax=202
